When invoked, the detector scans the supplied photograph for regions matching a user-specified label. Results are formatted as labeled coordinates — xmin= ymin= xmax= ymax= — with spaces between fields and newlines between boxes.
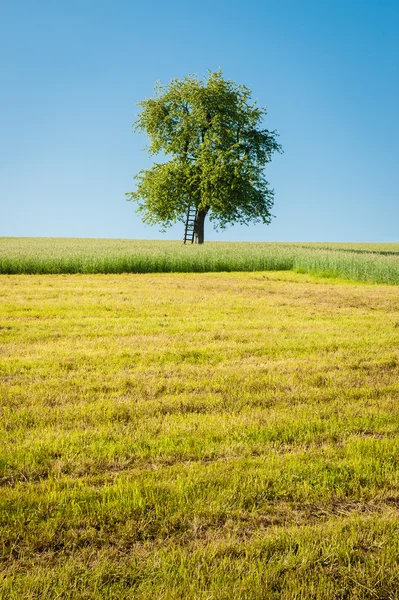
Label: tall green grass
xmin=1 ymin=238 xmax=399 ymax=283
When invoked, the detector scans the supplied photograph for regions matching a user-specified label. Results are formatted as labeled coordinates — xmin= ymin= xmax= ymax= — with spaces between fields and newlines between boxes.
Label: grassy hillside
xmin=1 ymin=271 xmax=398 ymax=598
xmin=1 ymin=238 xmax=399 ymax=283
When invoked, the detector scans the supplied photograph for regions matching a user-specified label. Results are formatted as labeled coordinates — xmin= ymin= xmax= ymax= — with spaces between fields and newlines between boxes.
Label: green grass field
xmin=1 ymin=267 xmax=399 ymax=599
xmin=1 ymin=238 xmax=399 ymax=284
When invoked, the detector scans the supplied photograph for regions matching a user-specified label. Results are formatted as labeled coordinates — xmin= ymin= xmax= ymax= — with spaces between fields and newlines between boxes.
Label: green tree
xmin=126 ymin=70 xmax=282 ymax=244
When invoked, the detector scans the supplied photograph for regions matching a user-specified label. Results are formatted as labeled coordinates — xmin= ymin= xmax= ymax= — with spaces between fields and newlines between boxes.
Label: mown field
xmin=1 ymin=238 xmax=399 ymax=284
xmin=1 ymin=268 xmax=399 ymax=599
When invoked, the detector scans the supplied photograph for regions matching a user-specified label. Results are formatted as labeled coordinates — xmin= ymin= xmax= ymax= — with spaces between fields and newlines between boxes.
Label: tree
xmin=126 ymin=70 xmax=282 ymax=244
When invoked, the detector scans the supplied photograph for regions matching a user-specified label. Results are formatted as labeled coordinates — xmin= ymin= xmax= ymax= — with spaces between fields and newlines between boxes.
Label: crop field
xmin=1 ymin=267 xmax=399 ymax=599
xmin=1 ymin=238 xmax=399 ymax=284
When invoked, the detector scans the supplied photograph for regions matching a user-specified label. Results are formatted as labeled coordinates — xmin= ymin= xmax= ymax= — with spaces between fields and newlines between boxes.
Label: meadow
xmin=1 ymin=268 xmax=399 ymax=599
xmin=1 ymin=237 xmax=399 ymax=284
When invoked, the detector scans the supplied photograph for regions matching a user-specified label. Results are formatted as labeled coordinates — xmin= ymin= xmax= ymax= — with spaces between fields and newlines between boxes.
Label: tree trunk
xmin=194 ymin=209 xmax=207 ymax=244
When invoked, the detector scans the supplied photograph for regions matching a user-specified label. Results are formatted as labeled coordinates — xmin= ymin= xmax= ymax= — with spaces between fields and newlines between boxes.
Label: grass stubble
xmin=0 ymin=271 xmax=398 ymax=599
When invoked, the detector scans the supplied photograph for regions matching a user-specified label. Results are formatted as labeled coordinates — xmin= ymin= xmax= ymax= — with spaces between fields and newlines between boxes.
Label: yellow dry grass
xmin=1 ymin=271 xmax=398 ymax=599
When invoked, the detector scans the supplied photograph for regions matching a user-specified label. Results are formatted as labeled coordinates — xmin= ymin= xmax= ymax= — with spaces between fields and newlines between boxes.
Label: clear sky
xmin=1 ymin=0 xmax=398 ymax=242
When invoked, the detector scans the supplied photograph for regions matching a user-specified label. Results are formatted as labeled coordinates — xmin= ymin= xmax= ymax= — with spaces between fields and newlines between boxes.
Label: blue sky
xmin=1 ymin=0 xmax=398 ymax=241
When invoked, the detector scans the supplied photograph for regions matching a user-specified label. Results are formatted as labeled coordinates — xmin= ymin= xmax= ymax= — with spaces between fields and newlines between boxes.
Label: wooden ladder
xmin=183 ymin=206 xmax=198 ymax=244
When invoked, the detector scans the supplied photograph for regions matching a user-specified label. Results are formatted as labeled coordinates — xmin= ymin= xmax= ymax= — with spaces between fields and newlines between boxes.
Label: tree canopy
xmin=126 ymin=70 xmax=282 ymax=243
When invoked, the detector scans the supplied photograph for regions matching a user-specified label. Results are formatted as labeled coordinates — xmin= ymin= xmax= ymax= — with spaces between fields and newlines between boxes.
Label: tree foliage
xmin=126 ymin=70 xmax=282 ymax=241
